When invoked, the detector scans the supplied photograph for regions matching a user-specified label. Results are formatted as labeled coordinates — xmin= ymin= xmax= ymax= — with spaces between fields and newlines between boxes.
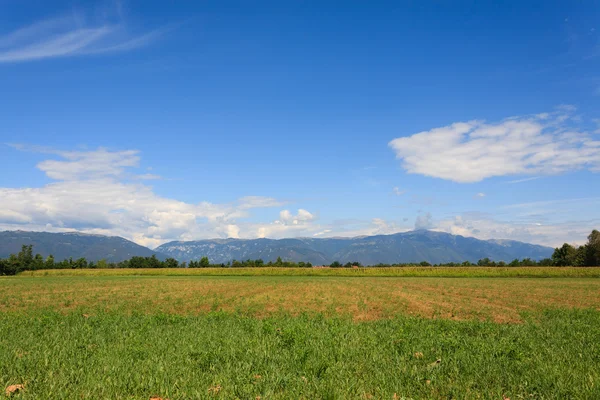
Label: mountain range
xmin=0 ymin=230 xmax=554 ymax=265
xmin=0 ymin=231 xmax=164 ymax=262
xmin=156 ymin=230 xmax=553 ymax=264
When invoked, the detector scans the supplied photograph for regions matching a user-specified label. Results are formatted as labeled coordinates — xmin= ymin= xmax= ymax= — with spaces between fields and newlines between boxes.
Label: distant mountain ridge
xmin=156 ymin=230 xmax=554 ymax=264
xmin=0 ymin=231 xmax=167 ymax=262
xmin=0 ymin=230 xmax=554 ymax=265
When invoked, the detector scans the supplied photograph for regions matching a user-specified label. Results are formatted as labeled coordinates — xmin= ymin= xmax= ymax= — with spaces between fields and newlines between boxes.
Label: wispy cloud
xmin=501 ymin=197 xmax=600 ymax=211
xmin=506 ymin=176 xmax=542 ymax=184
xmin=0 ymin=12 xmax=165 ymax=63
xmin=474 ymin=192 xmax=486 ymax=199
xmin=392 ymin=187 xmax=406 ymax=196
xmin=134 ymin=173 xmax=162 ymax=181
xmin=594 ymin=119 xmax=600 ymax=134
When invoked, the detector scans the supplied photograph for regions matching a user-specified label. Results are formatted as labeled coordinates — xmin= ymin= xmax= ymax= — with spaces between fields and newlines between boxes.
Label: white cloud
xmin=371 ymin=218 xmax=400 ymax=234
xmin=405 ymin=196 xmax=600 ymax=247
xmin=318 ymin=218 xmax=410 ymax=238
xmin=415 ymin=212 xmax=434 ymax=230
xmin=474 ymin=192 xmax=486 ymax=198
xmin=252 ymin=209 xmax=318 ymax=238
xmin=2 ymin=146 xmax=595 ymax=248
xmin=393 ymin=187 xmax=406 ymax=196
xmin=389 ymin=107 xmax=600 ymax=183
xmin=0 ymin=146 xmax=308 ymax=247
xmin=39 ymin=149 xmax=140 ymax=180
xmin=433 ymin=212 xmax=598 ymax=247
xmin=223 ymin=224 xmax=240 ymax=239
xmin=239 ymin=196 xmax=286 ymax=210
xmin=278 ymin=209 xmax=315 ymax=225
xmin=0 ymin=12 xmax=164 ymax=63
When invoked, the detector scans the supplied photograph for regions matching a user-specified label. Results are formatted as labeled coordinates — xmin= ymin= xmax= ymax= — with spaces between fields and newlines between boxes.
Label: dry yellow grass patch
xmin=1 ymin=275 xmax=599 ymax=322
xmin=5 ymin=384 xmax=24 ymax=396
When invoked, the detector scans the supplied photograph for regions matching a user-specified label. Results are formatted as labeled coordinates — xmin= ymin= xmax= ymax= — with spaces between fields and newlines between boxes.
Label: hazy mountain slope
xmin=486 ymin=238 xmax=553 ymax=261
xmin=0 ymin=231 xmax=167 ymax=262
xmin=155 ymin=238 xmax=330 ymax=265
xmin=157 ymin=230 xmax=554 ymax=264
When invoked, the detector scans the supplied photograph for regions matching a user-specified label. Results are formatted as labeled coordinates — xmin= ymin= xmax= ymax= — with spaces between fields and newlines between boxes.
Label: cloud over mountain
xmin=0 ymin=146 xmax=314 ymax=247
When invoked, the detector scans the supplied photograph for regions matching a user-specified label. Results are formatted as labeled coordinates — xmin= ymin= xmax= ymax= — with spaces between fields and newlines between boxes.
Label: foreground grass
xmin=2 ymin=275 xmax=600 ymax=322
xmin=0 ymin=310 xmax=598 ymax=399
xmin=2 ymin=275 xmax=599 ymax=398
xmin=21 ymin=266 xmax=600 ymax=278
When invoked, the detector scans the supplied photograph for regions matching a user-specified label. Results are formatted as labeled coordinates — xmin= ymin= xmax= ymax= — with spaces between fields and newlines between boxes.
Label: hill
xmin=156 ymin=230 xmax=554 ymax=264
xmin=0 ymin=230 xmax=554 ymax=265
xmin=0 ymin=231 xmax=167 ymax=262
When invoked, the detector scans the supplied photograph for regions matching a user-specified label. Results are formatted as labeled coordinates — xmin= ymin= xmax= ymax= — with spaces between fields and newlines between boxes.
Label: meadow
xmin=21 ymin=266 xmax=600 ymax=278
xmin=1 ymin=273 xmax=599 ymax=398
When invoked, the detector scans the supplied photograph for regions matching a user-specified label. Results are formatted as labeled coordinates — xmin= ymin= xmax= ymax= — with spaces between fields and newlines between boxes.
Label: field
xmin=1 ymin=271 xmax=599 ymax=398
xmin=22 ymin=266 xmax=600 ymax=278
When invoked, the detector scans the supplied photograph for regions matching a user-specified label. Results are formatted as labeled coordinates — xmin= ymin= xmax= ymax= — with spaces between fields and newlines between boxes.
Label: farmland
xmin=21 ymin=266 xmax=600 ymax=278
xmin=0 ymin=273 xmax=599 ymax=398
xmin=4 ymin=273 xmax=600 ymax=322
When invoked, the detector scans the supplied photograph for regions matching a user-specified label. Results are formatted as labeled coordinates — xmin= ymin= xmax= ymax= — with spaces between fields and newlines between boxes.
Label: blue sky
xmin=1 ymin=0 xmax=599 ymax=248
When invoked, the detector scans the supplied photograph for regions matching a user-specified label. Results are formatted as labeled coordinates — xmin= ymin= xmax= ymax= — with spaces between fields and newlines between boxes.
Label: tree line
xmin=1 ymin=229 xmax=598 ymax=275
xmin=549 ymin=230 xmax=600 ymax=266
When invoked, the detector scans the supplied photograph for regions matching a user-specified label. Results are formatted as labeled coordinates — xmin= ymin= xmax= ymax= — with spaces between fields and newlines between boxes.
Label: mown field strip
xmin=3 ymin=275 xmax=600 ymax=322
xmin=19 ymin=266 xmax=600 ymax=277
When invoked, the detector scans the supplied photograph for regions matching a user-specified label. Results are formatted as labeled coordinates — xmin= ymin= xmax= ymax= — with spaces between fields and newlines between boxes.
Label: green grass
xmin=20 ymin=266 xmax=600 ymax=278
xmin=0 ymin=310 xmax=599 ymax=399
xmin=1 ymin=274 xmax=600 ymax=398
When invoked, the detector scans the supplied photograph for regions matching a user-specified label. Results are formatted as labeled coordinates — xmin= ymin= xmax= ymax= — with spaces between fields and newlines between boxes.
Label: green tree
xmin=199 ymin=256 xmax=210 ymax=268
xmin=538 ymin=258 xmax=553 ymax=266
xmin=45 ymin=255 xmax=55 ymax=269
xmin=148 ymin=254 xmax=161 ymax=268
xmin=575 ymin=245 xmax=588 ymax=266
xmin=7 ymin=254 xmax=20 ymax=275
xmin=586 ymin=229 xmax=600 ymax=266
xmin=520 ymin=258 xmax=536 ymax=266
xmin=33 ymin=253 xmax=44 ymax=270
xmin=477 ymin=258 xmax=491 ymax=266
xmin=552 ymin=243 xmax=578 ymax=266
xmin=17 ymin=244 xmax=34 ymax=271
